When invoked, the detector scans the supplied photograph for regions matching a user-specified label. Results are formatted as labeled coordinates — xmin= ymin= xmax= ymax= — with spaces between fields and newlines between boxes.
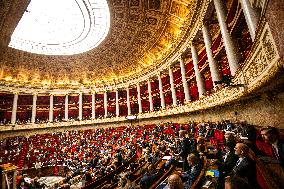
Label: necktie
xmin=232 ymin=160 xmax=240 ymax=173
xmin=272 ymin=145 xmax=280 ymax=161
xmin=236 ymin=159 xmax=241 ymax=166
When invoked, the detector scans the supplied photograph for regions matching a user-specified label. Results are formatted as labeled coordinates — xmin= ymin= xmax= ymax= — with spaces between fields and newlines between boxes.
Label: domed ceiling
xmin=0 ymin=0 xmax=206 ymax=89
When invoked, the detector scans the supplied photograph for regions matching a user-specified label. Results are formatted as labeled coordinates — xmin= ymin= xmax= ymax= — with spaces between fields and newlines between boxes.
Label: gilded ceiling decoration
xmin=0 ymin=0 xmax=204 ymax=89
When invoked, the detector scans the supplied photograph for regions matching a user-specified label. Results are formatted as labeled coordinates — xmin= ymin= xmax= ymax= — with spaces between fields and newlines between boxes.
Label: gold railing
xmin=0 ymin=16 xmax=282 ymax=132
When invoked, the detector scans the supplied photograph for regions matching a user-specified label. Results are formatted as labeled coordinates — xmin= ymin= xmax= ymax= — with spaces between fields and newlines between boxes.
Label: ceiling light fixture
xmin=9 ymin=0 xmax=110 ymax=55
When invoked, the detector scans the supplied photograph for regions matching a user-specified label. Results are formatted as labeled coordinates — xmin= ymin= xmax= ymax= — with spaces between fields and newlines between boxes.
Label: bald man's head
xmin=168 ymin=174 xmax=184 ymax=189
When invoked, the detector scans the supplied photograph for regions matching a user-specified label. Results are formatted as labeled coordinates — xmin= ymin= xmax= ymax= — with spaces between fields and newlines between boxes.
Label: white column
xmin=116 ymin=90 xmax=119 ymax=117
xmin=11 ymin=93 xmax=18 ymax=125
xmin=213 ymin=0 xmax=241 ymax=75
xmin=148 ymin=80 xmax=154 ymax=111
xmin=202 ymin=23 xmax=221 ymax=89
xmin=65 ymin=94 xmax=68 ymax=121
xmin=104 ymin=91 xmax=108 ymax=117
xmin=191 ymin=45 xmax=206 ymax=97
xmin=49 ymin=94 xmax=54 ymax=122
xmin=169 ymin=67 xmax=177 ymax=106
xmin=179 ymin=57 xmax=191 ymax=102
xmin=78 ymin=93 xmax=83 ymax=120
xmin=1 ymin=173 xmax=5 ymax=189
xmin=126 ymin=87 xmax=131 ymax=115
xmin=137 ymin=83 xmax=142 ymax=113
xmin=239 ymin=0 xmax=260 ymax=41
xmin=12 ymin=170 xmax=17 ymax=189
xmin=31 ymin=93 xmax=37 ymax=123
xmin=91 ymin=93 xmax=95 ymax=119
xmin=157 ymin=73 xmax=165 ymax=109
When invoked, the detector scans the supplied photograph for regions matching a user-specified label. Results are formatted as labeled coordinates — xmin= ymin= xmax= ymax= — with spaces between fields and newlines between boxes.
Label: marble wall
xmin=266 ymin=0 xmax=284 ymax=60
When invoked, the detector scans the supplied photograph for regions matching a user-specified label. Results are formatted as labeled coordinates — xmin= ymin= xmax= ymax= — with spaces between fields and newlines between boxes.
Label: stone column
xmin=104 ymin=91 xmax=108 ymax=117
xmin=213 ymin=0 xmax=241 ymax=75
xmin=1 ymin=173 xmax=5 ymax=189
xmin=12 ymin=170 xmax=17 ymax=189
xmin=239 ymin=0 xmax=260 ymax=41
xmin=78 ymin=93 xmax=82 ymax=120
xmin=148 ymin=79 xmax=154 ymax=111
xmin=49 ymin=94 xmax=54 ymax=122
xmin=126 ymin=86 xmax=131 ymax=115
xmin=11 ymin=93 xmax=18 ymax=125
xmin=169 ymin=67 xmax=177 ymax=106
xmin=179 ymin=56 xmax=191 ymax=102
xmin=137 ymin=83 xmax=142 ymax=113
xmin=91 ymin=93 xmax=95 ymax=119
xmin=202 ymin=23 xmax=221 ymax=89
xmin=64 ymin=94 xmax=68 ymax=121
xmin=116 ymin=90 xmax=119 ymax=117
xmin=31 ymin=93 xmax=37 ymax=123
xmin=12 ymin=170 xmax=17 ymax=188
xmin=157 ymin=73 xmax=166 ymax=109
xmin=191 ymin=45 xmax=206 ymax=97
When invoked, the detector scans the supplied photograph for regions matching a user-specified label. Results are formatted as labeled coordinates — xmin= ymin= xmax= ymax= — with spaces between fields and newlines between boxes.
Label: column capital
xmin=177 ymin=51 xmax=184 ymax=57
xmin=156 ymin=71 xmax=162 ymax=77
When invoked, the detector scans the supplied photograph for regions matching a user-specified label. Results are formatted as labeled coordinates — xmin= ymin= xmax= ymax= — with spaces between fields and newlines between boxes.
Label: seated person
xmin=224 ymin=131 xmax=236 ymax=144
xmin=260 ymin=127 xmax=284 ymax=167
xmin=140 ymin=164 xmax=158 ymax=189
xmin=180 ymin=153 xmax=202 ymax=189
xmin=230 ymin=143 xmax=258 ymax=188
xmin=204 ymin=124 xmax=214 ymax=139
xmin=219 ymin=142 xmax=239 ymax=177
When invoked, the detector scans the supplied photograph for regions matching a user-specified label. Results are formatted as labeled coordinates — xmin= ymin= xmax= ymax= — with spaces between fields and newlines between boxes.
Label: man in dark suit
xmin=231 ymin=143 xmax=258 ymax=188
xmin=220 ymin=142 xmax=238 ymax=177
xmin=178 ymin=130 xmax=192 ymax=171
xmin=261 ymin=127 xmax=284 ymax=167
xmin=204 ymin=124 xmax=215 ymax=139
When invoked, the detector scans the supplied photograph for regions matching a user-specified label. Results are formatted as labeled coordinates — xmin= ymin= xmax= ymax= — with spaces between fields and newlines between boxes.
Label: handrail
xmin=150 ymin=164 xmax=175 ymax=189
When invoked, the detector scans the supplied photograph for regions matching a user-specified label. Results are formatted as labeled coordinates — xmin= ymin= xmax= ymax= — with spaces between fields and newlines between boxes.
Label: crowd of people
xmin=0 ymin=120 xmax=283 ymax=189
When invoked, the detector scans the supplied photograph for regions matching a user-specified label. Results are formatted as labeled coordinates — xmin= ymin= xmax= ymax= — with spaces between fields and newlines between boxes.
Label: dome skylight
xmin=8 ymin=0 xmax=110 ymax=55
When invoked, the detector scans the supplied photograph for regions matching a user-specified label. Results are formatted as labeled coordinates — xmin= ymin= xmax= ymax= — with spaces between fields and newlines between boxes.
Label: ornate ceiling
xmin=0 ymin=0 xmax=207 ymax=90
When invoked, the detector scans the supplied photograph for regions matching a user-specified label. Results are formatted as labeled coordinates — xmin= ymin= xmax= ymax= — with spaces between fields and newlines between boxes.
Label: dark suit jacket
xmin=205 ymin=129 xmax=214 ymax=139
xmin=276 ymin=140 xmax=284 ymax=167
xmin=182 ymin=163 xmax=202 ymax=189
xmin=231 ymin=157 xmax=258 ymax=188
xmin=221 ymin=152 xmax=239 ymax=176
xmin=179 ymin=138 xmax=191 ymax=159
